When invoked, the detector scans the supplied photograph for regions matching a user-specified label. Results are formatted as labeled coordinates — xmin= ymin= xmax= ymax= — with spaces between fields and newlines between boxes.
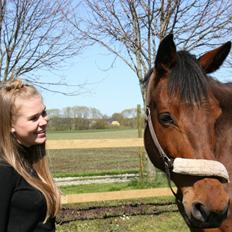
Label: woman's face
xmin=11 ymin=95 xmax=48 ymax=147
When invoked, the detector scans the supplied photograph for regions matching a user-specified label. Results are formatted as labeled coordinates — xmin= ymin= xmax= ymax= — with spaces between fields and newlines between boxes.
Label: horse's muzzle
xmin=189 ymin=201 xmax=229 ymax=228
xmin=177 ymin=178 xmax=230 ymax=229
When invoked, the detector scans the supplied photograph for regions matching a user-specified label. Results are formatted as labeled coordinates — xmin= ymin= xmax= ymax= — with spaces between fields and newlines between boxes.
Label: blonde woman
xmin=0 ymin=79 xmax=60 ymax=231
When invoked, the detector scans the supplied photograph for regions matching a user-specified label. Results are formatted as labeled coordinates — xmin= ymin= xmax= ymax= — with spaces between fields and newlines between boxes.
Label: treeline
xmin=47 ymin=105 xmax=144 ymax=131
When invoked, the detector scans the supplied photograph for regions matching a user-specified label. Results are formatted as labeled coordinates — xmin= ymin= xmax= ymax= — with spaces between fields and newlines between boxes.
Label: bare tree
xmin=0 ymin=0 xmax=81 ymax=83
xmin=70 ymin=0 xmax=232 ymax=179
xmin=70 ymin=0 xmax=232 ymax=103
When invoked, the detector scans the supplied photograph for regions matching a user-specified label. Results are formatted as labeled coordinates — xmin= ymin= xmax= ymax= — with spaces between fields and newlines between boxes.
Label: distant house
xmin=111 ymin=120 xmax=120 ymax=127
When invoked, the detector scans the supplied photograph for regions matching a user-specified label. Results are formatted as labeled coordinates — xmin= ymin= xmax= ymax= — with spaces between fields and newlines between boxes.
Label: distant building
xmin=111 ymin=120 xmax=120 ymax=127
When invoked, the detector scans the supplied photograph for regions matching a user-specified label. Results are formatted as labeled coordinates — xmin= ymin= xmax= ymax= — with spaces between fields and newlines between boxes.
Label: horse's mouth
xmin=189 ymin=208 xmax=228 ymax=229
xmin=176 ymin=198 xmax=229 ymax=229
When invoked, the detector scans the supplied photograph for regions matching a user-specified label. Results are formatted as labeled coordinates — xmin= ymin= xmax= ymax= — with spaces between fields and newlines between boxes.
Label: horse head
xmin=144 ymin=34 xmax=231 ymax=229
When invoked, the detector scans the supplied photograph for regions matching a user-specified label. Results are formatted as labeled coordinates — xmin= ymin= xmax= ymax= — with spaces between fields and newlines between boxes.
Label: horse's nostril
xmin=191 ymin=201 xmax=229 ymax=226
xmin=192 ymin=202 xmax=209 ymax=222
xmin=221 ymin=202 xmax=229 ymax=218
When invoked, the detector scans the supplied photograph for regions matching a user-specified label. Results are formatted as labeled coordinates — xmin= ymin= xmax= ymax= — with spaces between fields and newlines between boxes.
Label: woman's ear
xmin=11 ymin=127 xmax=16 ymax=133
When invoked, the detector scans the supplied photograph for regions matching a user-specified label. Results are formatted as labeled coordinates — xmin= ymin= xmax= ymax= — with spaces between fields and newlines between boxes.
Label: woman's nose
xmin=39 ymin=115 xmax=48 ymax=126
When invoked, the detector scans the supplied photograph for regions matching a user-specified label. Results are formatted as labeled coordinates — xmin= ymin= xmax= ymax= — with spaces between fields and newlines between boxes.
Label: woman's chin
xmin=35 ymin=136 xmax=47 ymax=144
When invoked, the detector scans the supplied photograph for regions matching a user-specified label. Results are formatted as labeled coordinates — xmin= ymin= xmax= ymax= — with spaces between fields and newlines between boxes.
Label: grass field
xmin=56 ymin=212 xmax=189 ymax=232
xmin=48 ymin=129 xmax=143 ymax=176
xmin=56 ymin=197 xmax=189 ymax=232
xmin=49 ymin=146 xmax=169 ymax=194
xmin=49 ymin=129 xmax=186 ymax=231
xmin=48 ymin=129 xmax=167 ymax=193
xmin=47 ymin=128 xmax=140 ymax=140
xmin=60 ymin=176 xmax=168 ymax=195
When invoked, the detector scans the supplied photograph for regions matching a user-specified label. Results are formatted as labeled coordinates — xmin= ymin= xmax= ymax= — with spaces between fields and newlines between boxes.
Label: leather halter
xmin=146 ymin=106 xmax=173 ymax=169
xmin=145 ymin=105 xmax=178 ymax=197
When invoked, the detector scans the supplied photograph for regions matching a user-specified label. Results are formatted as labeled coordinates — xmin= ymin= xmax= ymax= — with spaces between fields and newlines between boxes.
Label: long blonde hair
xmin=0 ymin=79 xmax=60 ymax=220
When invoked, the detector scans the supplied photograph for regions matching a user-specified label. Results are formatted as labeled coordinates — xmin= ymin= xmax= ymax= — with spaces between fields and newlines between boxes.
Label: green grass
xmin=56 ymin=212 xmax=188 ymax=232
xmin=60 ymin=175 xmax=168 ymax=195
xmin=47 ymin=128 xmax=140 ymax=140
xmin=60 ymin=182 xmax=131 ymax=195
xmin=57 ymin=197 xmax=188 ymax=232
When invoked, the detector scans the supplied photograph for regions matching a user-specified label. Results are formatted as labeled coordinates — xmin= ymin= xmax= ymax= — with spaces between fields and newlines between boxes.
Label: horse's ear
xmin=155 ymin=34 xmax=177 ymax=74
xmin=198 ymin=42 xmax=231 ymax=74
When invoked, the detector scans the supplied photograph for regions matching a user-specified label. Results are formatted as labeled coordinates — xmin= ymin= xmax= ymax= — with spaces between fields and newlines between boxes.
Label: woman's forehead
xmin=14 ymin=95 xmax=44 ymax=115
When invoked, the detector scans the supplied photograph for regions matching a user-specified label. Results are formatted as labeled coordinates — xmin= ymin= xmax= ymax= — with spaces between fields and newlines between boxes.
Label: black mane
xmin=168 ymin=51 xmax=208 ymax=103
xmin=144 ymin=50 xmax=209 ymax=103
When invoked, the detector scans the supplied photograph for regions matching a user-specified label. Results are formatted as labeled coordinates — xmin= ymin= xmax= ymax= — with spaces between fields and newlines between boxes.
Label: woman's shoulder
xmin=0 ymin=158 xmax=9 ymax=166
xmin=0 ymin=159 xmax=19 ymax=178
xmin=0 ymin=159 xmax=21 ymax=194
xmin=0 ymin=158 xmax=12 ymax=168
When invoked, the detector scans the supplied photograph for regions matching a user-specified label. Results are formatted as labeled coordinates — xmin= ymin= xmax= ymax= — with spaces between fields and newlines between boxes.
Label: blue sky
xmin=41 ymin=45 xmax=144 ymax=116
xmin=40 ymin=44 xmax=230 ymax=117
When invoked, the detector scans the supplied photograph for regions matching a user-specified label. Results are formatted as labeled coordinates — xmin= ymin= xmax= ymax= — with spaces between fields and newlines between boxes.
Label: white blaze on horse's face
xmin=144 ymin=34 xmax=231 ymax=229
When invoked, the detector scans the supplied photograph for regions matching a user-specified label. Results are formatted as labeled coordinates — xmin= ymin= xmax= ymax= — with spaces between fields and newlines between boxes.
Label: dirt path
xmin=61 ymin=187 xmax=175 ymax=204
xmin=47 ymin=138 xmax=143 ymax=149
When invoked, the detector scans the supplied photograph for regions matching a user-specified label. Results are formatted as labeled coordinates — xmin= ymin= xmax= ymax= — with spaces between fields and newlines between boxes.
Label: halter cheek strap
xmin=146 ymin=107 xmax=173 ymax=168
xmin=145 ymin=106 xmax=177 ymax=197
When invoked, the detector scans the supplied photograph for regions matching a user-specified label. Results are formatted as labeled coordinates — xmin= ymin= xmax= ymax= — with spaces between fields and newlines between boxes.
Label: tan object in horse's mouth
xmin=172 ymin=158 xmax=229 ymax=182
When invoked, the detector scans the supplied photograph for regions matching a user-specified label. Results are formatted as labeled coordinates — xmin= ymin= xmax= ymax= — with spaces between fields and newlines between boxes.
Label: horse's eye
xmin=159 ymin=113 xmax=174 ymax=125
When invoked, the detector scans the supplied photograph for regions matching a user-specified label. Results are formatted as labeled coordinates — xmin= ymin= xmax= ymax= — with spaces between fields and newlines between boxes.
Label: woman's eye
xmin=30 ymin=116 xmax=39 ymax=121
xmin=158 ymin=112 xmax=174 ymax=125
xmin=42 ymin=110 xmax=47 ymax=117
xmin=29 ymin=110 xmax=47 ymax=121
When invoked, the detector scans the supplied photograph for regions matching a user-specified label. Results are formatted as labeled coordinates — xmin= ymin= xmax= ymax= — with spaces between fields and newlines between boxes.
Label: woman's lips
xmin=36 ymin=130 xmax=46 ymax=137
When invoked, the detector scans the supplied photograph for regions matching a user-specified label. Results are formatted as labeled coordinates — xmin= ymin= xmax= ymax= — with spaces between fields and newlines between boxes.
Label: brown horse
xmin=144 ymin=34 xmax=232 ymax=231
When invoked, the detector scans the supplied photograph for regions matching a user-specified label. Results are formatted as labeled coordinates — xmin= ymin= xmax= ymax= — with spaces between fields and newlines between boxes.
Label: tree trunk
xmin=140 ymin=79 xmax=156 ymax=181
